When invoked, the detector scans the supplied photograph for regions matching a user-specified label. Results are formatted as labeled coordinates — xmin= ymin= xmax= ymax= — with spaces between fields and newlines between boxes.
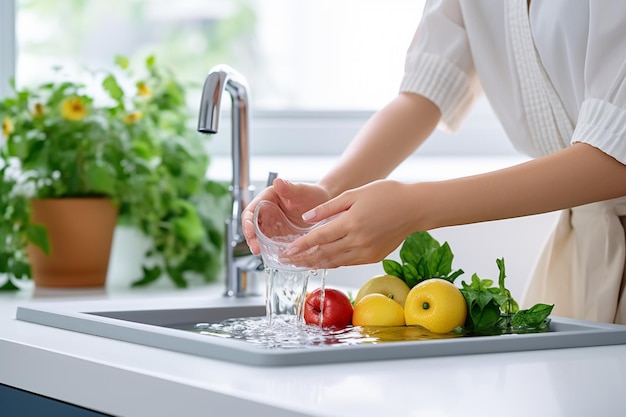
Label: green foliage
xmin=460 ymin=258 xmax=553 ymax=335
xmin=382 ymin=231 xmax=464 ymax=287
xmin=0 ymin=55 xmax=229 ymax=290
xmin=0 ymin=163 xmax=36 ymax=289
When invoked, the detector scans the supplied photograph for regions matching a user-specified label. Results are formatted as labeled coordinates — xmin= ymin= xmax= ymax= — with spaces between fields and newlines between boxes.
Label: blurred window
xmin=7 ymin=0 xmax=515 ymax=157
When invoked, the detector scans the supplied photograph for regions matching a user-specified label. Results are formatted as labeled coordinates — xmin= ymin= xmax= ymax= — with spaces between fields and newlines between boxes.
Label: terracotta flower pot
xmin=27 ymin=198 xmax=119 ymax=288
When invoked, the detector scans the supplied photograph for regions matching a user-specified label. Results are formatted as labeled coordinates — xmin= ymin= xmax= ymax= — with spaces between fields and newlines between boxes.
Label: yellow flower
xmin=2 ymin=116 xmax=13 ymax=137
xmin=33 ymin=102 xmax=45 ymax=117
xmin=136 ymin=81 xmax=152 ymax=97
xmin=61 ymin=97 xmax=88 ymax=121
xmin=123 ymin=111 xmax=143 ymax=125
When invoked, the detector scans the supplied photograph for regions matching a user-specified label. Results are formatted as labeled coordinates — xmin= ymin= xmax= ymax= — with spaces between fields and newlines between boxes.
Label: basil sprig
xmin=460 ymin=258 xmax=553 ymax=334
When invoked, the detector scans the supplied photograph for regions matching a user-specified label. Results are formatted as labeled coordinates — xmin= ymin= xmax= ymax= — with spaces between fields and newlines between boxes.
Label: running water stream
xmin=264 ymin=267 xmax=310 ymax=326
xmin=316 ymin=269 xmax=326 ymax=327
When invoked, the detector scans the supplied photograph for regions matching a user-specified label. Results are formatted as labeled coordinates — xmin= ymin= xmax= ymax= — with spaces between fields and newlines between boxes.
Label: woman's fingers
xmin=242 ymin=218 xmax=259 ymax=254
xmin=281 ymin=230 xmax=385 ymax=269
xmin=282 ymin=193 xmax=354 ymax=257
xmin=242 ymin=178 xmax=334 ymax=255
xmin=280 ymin=180 xmax=417 ymax=269
xmin=300 ymin=192 xmax=352 ymax=224
xmin=282 ymin=217 xmax=346 ymax=256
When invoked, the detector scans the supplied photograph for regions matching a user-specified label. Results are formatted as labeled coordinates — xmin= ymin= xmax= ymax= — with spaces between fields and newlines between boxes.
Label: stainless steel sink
xmin=88 ymin=304 xmax=266 ymax=329
xmin=15 ymin=300 xmax=626 ymax=367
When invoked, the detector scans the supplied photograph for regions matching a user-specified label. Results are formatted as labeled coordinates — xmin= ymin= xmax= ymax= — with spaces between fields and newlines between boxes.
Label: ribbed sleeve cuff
xmin=572 ymin=98 xmax=626 ymax=165
xmin=399 ymin=52 xmax=479 ymax=133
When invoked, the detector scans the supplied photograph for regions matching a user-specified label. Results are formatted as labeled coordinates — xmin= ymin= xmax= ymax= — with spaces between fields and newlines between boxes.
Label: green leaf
xmin=511 ymin=304 xmax=554 ymax=329
xmin=11 ymin=260 xmax=31 ymax=279
xmin=460 ymin=289 xmax=478 ymax=309
xmin=102 ymin=74 xmax=124 ymax=102
xmin=504 ymin=297 xmax=520 ymax=315
xmin=6 ymin=135 xmax=31 ymax=161
xmin=172 ymin=200 xmax=203 ymax=243
xmin=425 ymin=245 xmax=451 ymax=277
xmin=132 ymin=266 xmax=162 ymax=287
xmin=494 ymin=258 xmax=519 ymax=314
xmin=27 ymin=224 xmax=50 ymax=255
xmin=384 ymin=231 xmax=464 ymax=288
xmin=469 ymin=300 xmax=502 ymax=334
xmin=20 ymin=138 xmax=47 ymax=170
xmin=447 ymin=268 xmax=465 ymax=282
xmin=403 ymin=263 xmax=419 ymax=288
xmin=203 ymin=180 xmax=229 ymax=197
xmin=475 ymin=291 xmax=496 ymax=310
xmin=0 ymin=278 xmax=20 ymax=291
xmin=84 ymin=161 xmax=116 ymax=195
xmin=400 ymin=231 xmax=439 ymax=264
xmin=497 ymin=257 xmax=507 ymax=293
xmin=382 ymin=259 xmax=403 ymax=279
xmin=414 ymin=256 xmax=430 ymax=281
xmin=0 ymin=254 xmax=8 ymax=272
xmin=166 ymin=265 xmax=188 ymax=288
xmin=462 ymin=273 xmax=492 ymax=292
xmin=131 ymin=140 xmax=156 ymax=160
xmin=114 ymin=55 xmax=130 ymax=70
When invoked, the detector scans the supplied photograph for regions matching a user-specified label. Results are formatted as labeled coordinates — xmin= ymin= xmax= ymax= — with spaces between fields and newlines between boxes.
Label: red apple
xmin=304 ymin=287 xmax=353 ymax=329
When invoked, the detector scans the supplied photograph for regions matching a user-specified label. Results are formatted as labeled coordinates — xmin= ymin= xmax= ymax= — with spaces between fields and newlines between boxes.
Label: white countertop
xmin=1 ymin=283 xmax=626 ymax=417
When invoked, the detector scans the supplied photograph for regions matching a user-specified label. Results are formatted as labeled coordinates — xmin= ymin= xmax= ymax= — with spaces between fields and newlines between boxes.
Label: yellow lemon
xmin=352 ymin=293 xmax=406 ymax=327
xmin=404 ymin=279 xmax=467 ymax=334
xmin=354 ymin=275 xmax=411 ymax=308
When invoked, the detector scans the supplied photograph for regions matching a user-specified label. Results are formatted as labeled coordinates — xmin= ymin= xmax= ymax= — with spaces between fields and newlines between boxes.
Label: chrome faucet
xmin=197 ymin=65 xmax=262 ymax=297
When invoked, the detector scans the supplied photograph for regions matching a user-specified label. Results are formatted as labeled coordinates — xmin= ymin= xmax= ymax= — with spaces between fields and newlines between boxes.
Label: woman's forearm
xmin=416 ymin=142 xmax=626 ymax=230
xmin=319 ymin=92 xmax=441 ymax=198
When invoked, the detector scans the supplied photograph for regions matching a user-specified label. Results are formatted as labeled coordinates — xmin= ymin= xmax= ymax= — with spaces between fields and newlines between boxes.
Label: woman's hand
xmin=242 ymin=178 xmax=331 ymax=255
xmin=280 ymin=180 xmax=421 ymax=269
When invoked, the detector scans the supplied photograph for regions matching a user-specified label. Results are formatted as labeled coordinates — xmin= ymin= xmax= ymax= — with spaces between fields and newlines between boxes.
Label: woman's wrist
xmin=316 ymin=176 xmax=347 ymax=200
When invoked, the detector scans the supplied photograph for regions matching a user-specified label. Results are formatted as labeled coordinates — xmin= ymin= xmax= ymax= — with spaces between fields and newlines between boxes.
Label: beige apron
xmin=507 ymin=0 xmax=626 ymax=324
xmin=523 ymin=198 xmax=626 ymax=324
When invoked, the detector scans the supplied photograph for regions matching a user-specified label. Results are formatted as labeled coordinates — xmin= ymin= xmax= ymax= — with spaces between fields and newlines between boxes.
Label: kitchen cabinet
xmin=0 ymin=384 xmax=112 ymax=416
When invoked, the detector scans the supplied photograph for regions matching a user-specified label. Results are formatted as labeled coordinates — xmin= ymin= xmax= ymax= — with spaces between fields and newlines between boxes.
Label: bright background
xmin=0 ymin=0 xmax=555 ymax=296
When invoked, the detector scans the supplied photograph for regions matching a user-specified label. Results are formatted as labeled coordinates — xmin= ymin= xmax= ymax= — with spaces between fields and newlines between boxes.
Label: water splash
xmin=192 ymin=317 xmax=460 ymax=349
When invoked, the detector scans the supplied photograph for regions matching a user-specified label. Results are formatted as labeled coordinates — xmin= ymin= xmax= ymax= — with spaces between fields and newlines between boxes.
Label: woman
xmin=242 ymin=0 xmax=626 ymax=324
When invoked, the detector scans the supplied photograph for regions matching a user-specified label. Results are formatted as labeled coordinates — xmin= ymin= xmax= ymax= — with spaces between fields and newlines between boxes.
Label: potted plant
xmin=0 ymin=56 xmax=229 ymax=289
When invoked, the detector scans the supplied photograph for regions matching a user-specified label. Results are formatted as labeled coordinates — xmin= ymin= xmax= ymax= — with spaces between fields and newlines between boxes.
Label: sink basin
xmin=15 ymin=298 xmax=626 ymax=367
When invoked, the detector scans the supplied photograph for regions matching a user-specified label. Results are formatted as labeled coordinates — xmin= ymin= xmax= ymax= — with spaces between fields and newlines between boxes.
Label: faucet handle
xmin=266 ymin=172 xmax=278 ymax=186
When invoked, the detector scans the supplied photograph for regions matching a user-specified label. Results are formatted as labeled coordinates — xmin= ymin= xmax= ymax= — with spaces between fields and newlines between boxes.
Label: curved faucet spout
xmin=198 ymin=65 xmax=251 ymax=210
xmin=198 ymin=65 xmax=260 ymax=297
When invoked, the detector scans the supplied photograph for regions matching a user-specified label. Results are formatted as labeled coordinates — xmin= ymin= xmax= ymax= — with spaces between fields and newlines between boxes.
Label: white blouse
xmin=400 ymin=0 xmax=626 ymax=164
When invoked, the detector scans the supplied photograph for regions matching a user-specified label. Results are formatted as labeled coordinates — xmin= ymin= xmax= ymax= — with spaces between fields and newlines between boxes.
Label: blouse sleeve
xmin=399 ymin=0 xmax=482 ymax=133
xmin=571 ymin=1 xmax=626 ymax=164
